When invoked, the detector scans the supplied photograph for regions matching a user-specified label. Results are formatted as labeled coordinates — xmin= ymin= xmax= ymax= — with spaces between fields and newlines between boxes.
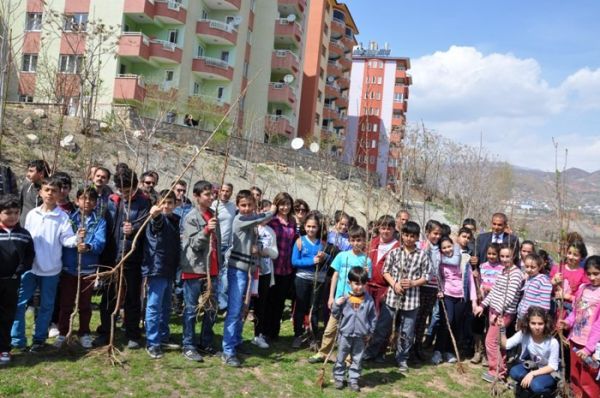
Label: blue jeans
xmin=509 ymin=362 xmax=557 ymax=395
xmin=217 ymin=245 xmax=230 ymax=310
xmin=182 ymin=277 xmax=216 ymax=350
xmin=11 ymin=271 xmax=60 ymax=347
xmin=222 ymin=267 xmax=248 ymax=357
xmin=365 ymin=304 xmax=417 ymax=364
xmin=396 ymin=308 xmax=418 ymax=364
xmin=145 ymin=276 xmax=172 ymax=347
xmin=427 ymin=300 xmax=440 ymax=337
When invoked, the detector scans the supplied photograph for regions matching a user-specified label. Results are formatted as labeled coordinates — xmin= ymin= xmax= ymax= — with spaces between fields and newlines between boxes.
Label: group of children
xmin=1 ymin=160 xmax=600 ymax=397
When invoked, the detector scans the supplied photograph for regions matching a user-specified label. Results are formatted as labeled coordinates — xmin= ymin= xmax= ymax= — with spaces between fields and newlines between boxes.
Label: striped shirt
xmin=482 ymin=265 xmax=523 ymax=314
xmin=384 ymin=246 xmax=431 ymax=311
xmin=517 ymin=273 xmax=553 ymax=319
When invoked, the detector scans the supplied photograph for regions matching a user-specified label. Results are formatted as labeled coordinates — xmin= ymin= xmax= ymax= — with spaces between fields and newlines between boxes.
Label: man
xmin=19 ymin=160 xmax=49 ymax=225
xmin=92 ymin=167 xmax=113 ymax=217
xmin=474 ymin=213 xmax=520 ymax=265
xmin=394 ymin=210 xmax=410 ymax=239
xmin=139 ymin=171 xmax=159 ymax=205
xmin=212 ymin=183 xmax=237 ymax=311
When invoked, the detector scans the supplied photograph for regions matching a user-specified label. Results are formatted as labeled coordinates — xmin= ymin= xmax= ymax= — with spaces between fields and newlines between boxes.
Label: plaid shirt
xmin=383 ymin=246 xmax=431 ymax=311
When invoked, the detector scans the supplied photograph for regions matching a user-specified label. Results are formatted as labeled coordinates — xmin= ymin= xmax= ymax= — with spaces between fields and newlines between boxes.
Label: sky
xmin=345 ymin=0 xmax=600 ymax=172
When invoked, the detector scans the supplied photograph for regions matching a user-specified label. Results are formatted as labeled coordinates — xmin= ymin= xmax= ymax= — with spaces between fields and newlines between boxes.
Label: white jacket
xmin=25 ymin=206 xmax=78 ymax=276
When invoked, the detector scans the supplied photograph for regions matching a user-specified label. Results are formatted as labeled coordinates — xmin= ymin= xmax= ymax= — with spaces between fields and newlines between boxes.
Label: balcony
xmin=322 ymin=105 xmax=338 ymax=120
xmin=390 ymin=130 xmax=403 ymax=144
xmin=393 ymin=101 xmax=408 ymax=113
xmin=274 ymin=19 xmax=302 ymax=47
xmin=203 ymin=0 xmax=240 ymax=10
xmin=342 ymin=33 xmax=355 ymax=49
xmin=336 ymin=94 xmax=348 ymax=109
xmin=268 ymin=82 xmax=296 ymax=106
xmin=327 ymin=61 xmax=342 ymax=77
xmin=331 ymin=17 xmax=345 ymax=38
xmin=278 ymin=0 xmax=306 ymax=15
xmin=324 ymin=83 xmax=339 ymax=99
xmin=395 ymin=70 xmax=407 ymax=79
xmin=334 ymin=115 xmax=347 ymax=128
xmin=337 ymin=75 xmax=349 ymax=89
xmin=113 ymin=74 xmax=146 ymax=103
xmin=154 ymin=0 xmax=187 ymax=25
xmin=339 ymin=55 xmax=351 ymax=71
xmin=118 ymin=32 xmax=151 ymax=62
xmin=192 ymin=56 xmax=234 ymax=81
xmin=149 ymin=39 xmax=182 ymax=64
xmin=328 ymin=40 xmax=344 ymax=58
xmin=271 ymin=50 xmax=300 ymax=73
xmin=196 ymin=19 xmax=237 ymax=45
xmin=123 ymin=0 xmax=155 ymax=23
xmin=266 ymin=114 xmax=295 ymax=136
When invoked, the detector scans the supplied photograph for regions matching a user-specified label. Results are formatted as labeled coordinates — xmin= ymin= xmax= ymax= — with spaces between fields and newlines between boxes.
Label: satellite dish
xmin=286 ymin=14 xmax=297 ymax=23
xmin=232 ymin=16 xmax=242 ymax=26
xmin=326 ymin=76 xmax=335 ymax=83
xmin=291 ymin=137 xmax=304 ymax=150
xmin=309 ymin=142 xmax=320 ymax=153
xmin=283 ymin=74 xmax=294 ymax=84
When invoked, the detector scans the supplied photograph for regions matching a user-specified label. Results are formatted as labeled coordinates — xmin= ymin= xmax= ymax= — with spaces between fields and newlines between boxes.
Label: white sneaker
xmin=251 ymin=334 xmax=269 ymax=349
xmin=53 ymin=335 xmax=66 ymax=348
xmin=48 ymin=324 xmax=60 ymax=338
xmin=80 ymin=334 xmax=93 ymax=349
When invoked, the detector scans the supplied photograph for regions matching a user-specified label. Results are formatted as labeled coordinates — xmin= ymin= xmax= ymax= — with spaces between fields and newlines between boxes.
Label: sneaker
xmin=80 ymin=334 xmax=93 ymax=349
xmin=146 ymin=346 xmax=163 ymax=359
xmin=334 ymin=380 xmax=345 ymax=390
xmin=349 ymin=382 xmax=361 ymax=392
xmin=251 ymin=335 xmax=269 ymax=349
xmin=183 ymin=348 xmax=204 ymax=362
xmin=481 ymin=355 xmax=488 ymax=367
xmin=445 ymin=352 xmax=458 ymax=363
xmin=92 ymin=334 xmax=108 ymax=348
xmin=48 ymin=323 xmax=60 ymax=339
xmin=221 ymin=353 xmax=241 ymax=368
xmin=481 ymin=371 xmax=495 ymax=383
xmin=398 ymin=361 xmax=409 ymax=373
xmin=308 ymin=354 xmax=325 ymax=364
xmin=431 ymin=350 xmax=443 ymax=365
xmin=53 ymin=335 xmax=66 ymax=349
xmin=198 ymin=345 xmax=218 ymax=356
xmin=160 ymin=341 xmax=180 ymax=350
xmin=291 ymin=336 xmax=303 ymax=349
xmin=0 ymin=352 xmax=11 ymax=365
xmin=127 ymin=340 xmax=141 ymax=350
xmin=29 ymin=343 xmax=46 ymax=353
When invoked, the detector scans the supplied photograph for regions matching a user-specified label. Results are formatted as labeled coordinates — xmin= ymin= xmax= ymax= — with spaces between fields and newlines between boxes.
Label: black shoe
xmin=92 ymin=334 xmax=108 ymax=348
xmin=29 ymin=342 xmax=47 ymax=353
xmin=221 ymin=354 xmax=241 ymax=367
xmin=236 ymin=343 xmax=250 ymax=355
xmin=127 ymin=340 xmax=142 ymax=350
xmin=182 ymin=348 xmax=204 ymax=362
xmin=198 ymin=345 xmax=218 ymax=356
xmin=146 ymin=346 xmax=163 ymax=359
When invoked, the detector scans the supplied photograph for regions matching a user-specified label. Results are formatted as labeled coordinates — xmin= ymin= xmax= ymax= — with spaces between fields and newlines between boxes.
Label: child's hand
xmin=149 ymin=205 xmax=162 ymax=219
xmin=270 ymin=204 xmax=278 ymax=213
xmin=553 ymin=273 xmax=563 ymax=285
xmin=77 ymin=228 xmax=86 ymax=239
xmin=473 ymin=306 xmax=483 ymax=317
xmin=557 ymin=320 xmax=569 ymax=330
xmin=575 ymin=350 xmax=588 ymax=360
xmin=122 ymin=221 xmax=133 ymax=236
xmin=470 ymin=256 xmax=478 ymax=266
xmin=520 ymin=372 xmax=534 ymax=389
xmin=393 ymin=282 xmax=404 ymax=295
xmin=496 ymin=317 xmax=505 ymax=328
xmin=328 ymin=297 xmax=334 ymax=310
xmin=336 ymin=297 xmax=346 ymax=306
xmin=77 ymin=242 xmax=89 ymax=253
xmin=400 ymin=279 xmax=412 ymax=289
xmin=437 ymin=292 xmax=444 ymax=299
xmin=251 ymin=245 xmax=259 ymax=255
xmin=206 ymin=218 xmax=217 ymax=232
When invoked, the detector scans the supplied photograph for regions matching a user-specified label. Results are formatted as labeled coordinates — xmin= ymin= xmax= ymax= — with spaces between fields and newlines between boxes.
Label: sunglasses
xmin=295 ymin=208 xmax=307 ymax=213
xmin=143 ymin=181 xmax=156 ymax=185
xmin=176 ymin=189 xmax=186 ymax=193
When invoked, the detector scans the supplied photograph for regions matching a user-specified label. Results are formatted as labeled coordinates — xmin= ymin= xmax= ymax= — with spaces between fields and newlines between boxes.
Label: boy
xmin=94 ymin=167 xmax=150 ymax=349
xmin=143 ymin=190 xmax=180 ymax=359
xmin=11 ymin=177 xmax=80 ymax=352
xmin=364 ymin=221 xmax=430 ymax=372
xmin=19 ymin=159 xmax=48 ymax=226
xmin=55 ymin=187 xmax=106 ymax=349
xmin=180 ymin=180 xmax=222 ymax=362
xmin=309 ymin=226 xmax=372 ymax=364
xmin=332 ymin=266 xmax=376 ymax=392
xmin=221 ymin=190 xmax=276 ymax=367
xmin=0 ymin=195 xmax=34 ymax=363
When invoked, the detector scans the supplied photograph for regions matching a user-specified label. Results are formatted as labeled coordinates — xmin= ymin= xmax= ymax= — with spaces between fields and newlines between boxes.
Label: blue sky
xmin=345 ymin=0 xmax=600 ymax=171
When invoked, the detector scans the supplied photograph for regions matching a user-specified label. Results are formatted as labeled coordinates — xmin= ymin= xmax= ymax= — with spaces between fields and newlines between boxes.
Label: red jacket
xmin=367 ymin=236 xmax=400 ymax=287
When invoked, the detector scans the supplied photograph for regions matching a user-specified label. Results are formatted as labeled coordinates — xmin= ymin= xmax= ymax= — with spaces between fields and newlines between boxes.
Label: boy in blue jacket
xmin=332 ymin=266 xmax=376 ymax=392
xmin=143 ymin=190 xmax=180 ymax=359
xmin=55 ymin=187 xmax=106 ymax=349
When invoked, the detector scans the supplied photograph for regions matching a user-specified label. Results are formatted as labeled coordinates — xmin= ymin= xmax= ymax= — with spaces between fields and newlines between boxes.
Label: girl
xmin=517 ymin=253 xmax=552 ymax=321
xmin=251 ymin=200 xmax=279 ymax=349
xmin=327 ymin=211 xmax=352 ymax=252
xmin=559 ymin=256 xmax=600 ymax=398
xmin=472 ymin=243 xmax=502 ymax=365
xmin=291 ymin=213 xmax=328 ymax=349
xmin=500 ymin=307 xmax=560 ymax=397
xmin=292 ymin=199 xmax=310 ymax=236
xmin=265 ymin=192 xmax=297 ymax=341
xmin=413 ymin=220 xmax=443 ymax=356
xmin=551 ymin=240 xmax=589 ymax=307
xmin=432 ymin=236 xmax=476 ymax=365
xmin=474 ymin=244 xmax=523 ymax=382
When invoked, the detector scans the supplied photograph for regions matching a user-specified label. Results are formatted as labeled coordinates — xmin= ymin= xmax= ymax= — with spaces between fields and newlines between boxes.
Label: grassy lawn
xmin=0 ymin=305 xmax=507 ymax=397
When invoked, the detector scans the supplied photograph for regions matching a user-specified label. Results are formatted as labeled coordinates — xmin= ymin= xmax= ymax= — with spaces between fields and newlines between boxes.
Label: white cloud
xmin=408 ymin=46 xmax=600 ymax=171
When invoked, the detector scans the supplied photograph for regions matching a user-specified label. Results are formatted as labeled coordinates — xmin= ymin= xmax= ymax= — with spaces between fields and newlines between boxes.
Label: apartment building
xmin=10 ymin=0 xmax=308 ymax=140
xmin=298 ymin=0 xmax=356 ymax=156
xmin=343 ymin=42 xmax=411 ymax=187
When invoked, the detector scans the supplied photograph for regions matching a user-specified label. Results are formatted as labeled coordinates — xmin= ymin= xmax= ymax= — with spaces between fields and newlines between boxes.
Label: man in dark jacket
xmin=474 ymin=213 xmax=520 ymax=265
xmin=94 ymin=167 xmax=150 ymax=349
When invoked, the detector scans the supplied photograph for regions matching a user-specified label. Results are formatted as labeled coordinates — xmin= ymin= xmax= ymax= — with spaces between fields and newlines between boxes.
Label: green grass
xmin=0 ymin=304 xmax=506 ymax=397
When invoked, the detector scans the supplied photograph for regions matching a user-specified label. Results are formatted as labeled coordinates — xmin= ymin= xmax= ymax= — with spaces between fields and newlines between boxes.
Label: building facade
xmin=297 ymin=0 xmax=356 ymax=156
xmin=343 ymin=42 xmax=411 ymax=187
xmin=9 ymin=0 xmax=313 ymax=141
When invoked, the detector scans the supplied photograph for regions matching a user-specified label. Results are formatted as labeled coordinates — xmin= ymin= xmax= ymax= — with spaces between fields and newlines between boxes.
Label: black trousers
xmin=97 ymin=264 xmax=143 ymax=341
xmin=0 ymin=277 xmax=20 ymax=352
xmin=264 ymin=274 xmax=293 ymax=340
xmin=253 ymin=274 xmax=271 ymax=337
xmin=293 ymin=276 xmax=324 ymax=338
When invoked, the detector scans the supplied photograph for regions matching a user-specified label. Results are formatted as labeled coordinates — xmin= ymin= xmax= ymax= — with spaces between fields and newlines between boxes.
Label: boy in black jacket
xmin=143 ymin=190 xmax=180 ymax=359
xmin=0 ymin=195 xmax=34 ymax=364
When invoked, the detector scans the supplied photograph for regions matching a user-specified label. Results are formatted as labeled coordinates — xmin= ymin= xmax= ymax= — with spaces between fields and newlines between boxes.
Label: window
xmin=165 ymin=70 xmax=174 ymax=82
xmin=319 ymin=67 xmax=324 ymax=79
xmin=226 ymin=16 xmax=235 ymax=25
xmin=19 ymin=95 xmax=34 ymax=103
xmin=201 ymin=10 xmax=208 ymax=19
xmin=25 ymin=13 xmax=42 ymax=31
xmin=361 ymin=123 xmax=365 ymax=132
xmin=243 ymin=61 xmax=249 ymax=78
xmin=22 ymin=54 xmax=37 ymax=72
xmin=377 ymin=76 xmax=382 ymax=84
xmin=321 ymin=45 xmax=326 ymax=57
xmin=317 ymin=90 xmax=322 ymax=101
xmin=373 ymin=123 xmax=378 ymax=132
xmin=220 ymin=51 xmax=229 ymax=63
xmin=63 ymin=13 xmax=88 ymax=31
xmin=59 ymin=55 xmax=81 ymax=73
xmin=168 ymin=30 xmax=178 ymax=45
xmin=324 ymin=24 xmax=328 ymax=35
xmin=217 ymin=86 xmax=225 ymax=100
xmin=119 ymin=64 xmax=126 ymax=74
xmin=371 ymin=140 xmax=376 ymax=149
xmin=197 ymin=46 xmax=204 ymax=57
xmin=192 ymin=82 xmax=200 ymax=95
xmin=371 ymin=76 xmax=376 ymax=83
xmin=374 ymin=108 xmax=379 ymax=116
xmin=379 ymin=61 xmax=383 ymax=68
xmin=315 ymin=113 xmax=320 ymax=125
xmin=394 ymin=92 xmax=404 ymax=102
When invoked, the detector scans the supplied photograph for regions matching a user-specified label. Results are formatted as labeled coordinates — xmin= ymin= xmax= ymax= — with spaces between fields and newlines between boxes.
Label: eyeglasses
xmin=295 ymin=208 xmax=307 ymax=213
xmin=176 ymin=189 xmax=186 ymax=193
xmin=143 ymin=181 xmax=156 ymax=186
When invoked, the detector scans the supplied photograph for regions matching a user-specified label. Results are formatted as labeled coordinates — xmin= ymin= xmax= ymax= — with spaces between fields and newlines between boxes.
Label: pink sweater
xmin=550 ymin=264 xmax=589 ymax=300
xmin=564 ymin=284 xmax=600 ymax=355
